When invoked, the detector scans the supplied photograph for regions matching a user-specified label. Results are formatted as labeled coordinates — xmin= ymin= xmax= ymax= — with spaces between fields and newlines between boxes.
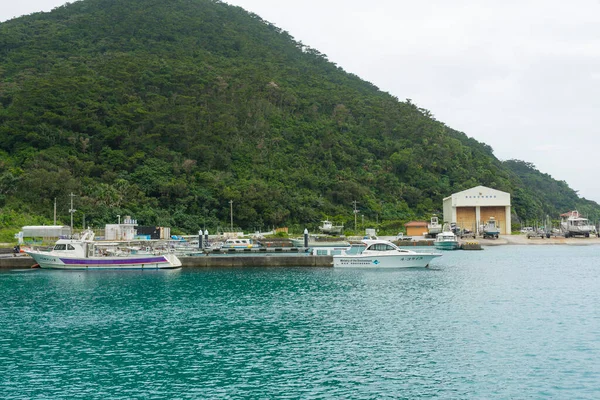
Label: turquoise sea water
xmin=1 ymin=245 xmax=599 ymax=399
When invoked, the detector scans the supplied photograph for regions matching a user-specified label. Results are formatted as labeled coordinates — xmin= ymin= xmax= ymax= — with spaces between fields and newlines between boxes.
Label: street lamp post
xmin=229 ymin=200 xmax=233 ymax=232
xmin=352 ymin=200 xmax=359 ymax=231
xmin=69 ymin=192 xmax=77 ymax=235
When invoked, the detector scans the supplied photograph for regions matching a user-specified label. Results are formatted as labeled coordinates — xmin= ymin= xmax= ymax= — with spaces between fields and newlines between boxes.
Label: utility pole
xmin=54 ymin=198 xmax=57 ymax=225
xmin=229 ymin=200 xmax=234 ymax=232
xmin=352 ymin=200 xmax=359 ymax=231
xmin=69 ymin=192 xmax=76 ymax=234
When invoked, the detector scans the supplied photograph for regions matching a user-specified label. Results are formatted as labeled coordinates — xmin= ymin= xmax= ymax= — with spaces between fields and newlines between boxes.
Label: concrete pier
xmin=460 ymin=241 xmax=483 ymax=250
xmin=0 ymin=256 xmax=35 ymax=269
xmin=0 ymin=254 xmax=333 ymax=269
xmin=180 ymin=255 xmax=332 ymax=267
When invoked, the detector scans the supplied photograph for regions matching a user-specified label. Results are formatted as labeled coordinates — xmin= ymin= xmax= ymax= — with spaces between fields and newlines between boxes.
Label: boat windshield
xmin=367 ymin=243 xmax=397 ymax=251
xmin=54 ymin=244 xmax=76 ymax=251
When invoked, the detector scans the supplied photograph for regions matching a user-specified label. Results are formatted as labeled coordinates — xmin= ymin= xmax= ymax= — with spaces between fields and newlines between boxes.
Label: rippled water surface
xmin=2 ymin=246 xmax=600 ymax=399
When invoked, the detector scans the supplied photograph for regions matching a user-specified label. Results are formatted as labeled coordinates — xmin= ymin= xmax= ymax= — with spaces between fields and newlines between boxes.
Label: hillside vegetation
xmin=0 ymin=0 xmax=598 ymax=238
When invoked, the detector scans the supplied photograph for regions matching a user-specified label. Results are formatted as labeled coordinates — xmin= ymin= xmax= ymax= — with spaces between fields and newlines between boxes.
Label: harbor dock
xmin=0 ymin=254 xmax=334 ymax=269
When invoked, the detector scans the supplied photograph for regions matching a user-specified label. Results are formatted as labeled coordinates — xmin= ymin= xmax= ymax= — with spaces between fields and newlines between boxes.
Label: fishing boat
xmin=427 ymin=215 xmax=442 ymax=237
xmin=25 ymin=229 xmax=182 ymax=270
xmin=290 ymin=236 xmax=350 ymax=248
xmin=318 ymin=220 xmax=343 ymax=235
xmin=333 ymin=239 xmax=441 ymax=268
xmin=434 ymin=226 xmax=460 ymax=250
xmin=481 ymin=217 xmax=500 ymax=239
xmin=560 ymin=210 xmax=594 ymax=238
xmin=220 ymin=238 xmax=261 ymax=249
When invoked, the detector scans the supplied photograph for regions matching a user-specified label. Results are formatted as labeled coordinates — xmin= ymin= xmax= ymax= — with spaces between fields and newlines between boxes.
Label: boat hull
xmin=26 ymin=251 xmax=182 ymax=270
xmin=333 ymin=253 xmax=441 ymax=268
xmin=434 ymin=241 xmax=460 ymax=250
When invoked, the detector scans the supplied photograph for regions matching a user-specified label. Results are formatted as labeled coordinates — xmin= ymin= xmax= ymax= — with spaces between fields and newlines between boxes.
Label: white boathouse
xmin=105 ymin=216 xmax=138 ymax=241
xmin=442 ymin=186 xmax=512 ymax=235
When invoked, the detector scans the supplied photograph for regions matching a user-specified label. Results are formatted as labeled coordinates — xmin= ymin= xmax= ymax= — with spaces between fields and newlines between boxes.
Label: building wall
xmin=443 ymin=186 xmax=511 ymax=234
xmin=452 ymin=186 xmax=511 ymax=207
xmin=406 ymin=226 xmax=428 ymax=236
xmin=21 ymin=225 xmax=71 ymax=238
xmin=456 ymin=207 xmax=477 ymax=231
xmin=442 ymin=199 xmax=454 ymax=224
xmin=480 ymin=207 xmax=507 ymax=232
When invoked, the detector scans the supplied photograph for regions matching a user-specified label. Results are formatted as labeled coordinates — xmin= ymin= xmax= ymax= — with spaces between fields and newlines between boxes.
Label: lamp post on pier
xmin=229 ymin=200 xmax=234 ymax=232
xmin=69 ymin=192 xmax=77 ymax=235
xmin=352 ymin=200 xmax=359 ymax=231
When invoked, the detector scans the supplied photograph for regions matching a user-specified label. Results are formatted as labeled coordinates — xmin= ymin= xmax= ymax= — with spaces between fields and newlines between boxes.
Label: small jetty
xmin=0 ymin=253 xmax=332 ymax=268
xmin=395 ymin=239 xmax=435 ymax=247
xmin=460 ymin=241 xmax=482 ymax=250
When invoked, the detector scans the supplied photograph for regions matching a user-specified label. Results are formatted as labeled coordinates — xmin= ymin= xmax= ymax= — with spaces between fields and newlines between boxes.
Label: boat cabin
xmin=221 ymin=238 xmax=260 ymax=249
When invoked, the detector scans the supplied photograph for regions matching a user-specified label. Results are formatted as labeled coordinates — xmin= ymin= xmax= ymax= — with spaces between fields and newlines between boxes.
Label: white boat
xmin=290 ymin=236 xmax=350 ymax=248
xmin=481 ymin=217 xmax=500 ymax=239
xmin=434 ymin=227 xmax=460 ymax=250
xmin=25 ymin=230 xmax=182 ymax=270
xmin=220 ymin=238 xmax=261 ymax=249
xmin=560 ymin=210 xmax=594 ymax=238
xmin=427 ymin=215 xmax=442 ymax=236
xmin=318 ymin=220 xmax=343 ymax=235
xmin=333 ymin=239 xmax=441 ymax=268
xmin=308 ymin=243 xmax=353 ymax=256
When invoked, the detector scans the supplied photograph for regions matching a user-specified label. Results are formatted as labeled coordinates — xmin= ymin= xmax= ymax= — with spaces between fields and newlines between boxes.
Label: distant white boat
xmin=318 ymin=220 xmax=343 ymax=234
xmin=434 ymin=226 xmax=460 ymax=250
xmin=25 ymin=230 xmax=181 ymax=270
xmin=481 ymin=217 xmax=500 ymax=239
xmin=333 ymin=239 xmax=441 ymax=268
xmin=560 ymin=210 xmax=594 ymax=238
xmin=290 ymin=236 xmax=350 ymax=248
xmin=427 ymin=215 xmax=442 ymax=236
xmin=220 ymin=238 xmax=261 ymax=249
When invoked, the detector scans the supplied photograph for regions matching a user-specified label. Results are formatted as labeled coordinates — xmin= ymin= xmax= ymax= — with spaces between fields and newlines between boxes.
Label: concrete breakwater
xmin=0 ymin=254 xmax=333 ymax=269
xmin=180 ymin=255 xmax=332 ymax=267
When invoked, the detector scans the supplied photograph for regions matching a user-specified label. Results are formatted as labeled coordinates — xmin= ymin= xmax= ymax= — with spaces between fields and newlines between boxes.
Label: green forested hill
xmin=503 ymin=160 xmax=599 ymax=223
xmin=0 ymin=0 xmax=597 ymax=235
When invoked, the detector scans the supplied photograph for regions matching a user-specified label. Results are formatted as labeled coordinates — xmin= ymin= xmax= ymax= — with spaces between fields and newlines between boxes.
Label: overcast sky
xmin=3 ymin=1 xmax=600 ymax=203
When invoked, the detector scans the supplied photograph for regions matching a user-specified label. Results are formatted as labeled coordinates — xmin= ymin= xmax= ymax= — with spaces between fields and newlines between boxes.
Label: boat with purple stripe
xmin=25 ymin=229 xmax=182 ymax=270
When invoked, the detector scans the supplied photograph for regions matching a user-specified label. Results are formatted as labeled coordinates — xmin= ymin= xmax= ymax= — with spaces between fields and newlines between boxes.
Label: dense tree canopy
xmin=0 ymin=0 xmax=597 ymax=236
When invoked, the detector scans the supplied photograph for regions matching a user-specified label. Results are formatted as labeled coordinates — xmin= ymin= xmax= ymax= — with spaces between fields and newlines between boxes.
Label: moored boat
xmin=333 ymin=239 xmax=441 ymax=268
xmin=318 ymin=220 xmax=344 ymax=235
xmin=434 ymin=228 xmax=460 ymax=250
xmin=290 ymin=236 xmax=350 ymax=248
xmin=220 ymin=238 xmax=261 ymax=249
xmin=25 ymin=229 xmax=182 ymax=270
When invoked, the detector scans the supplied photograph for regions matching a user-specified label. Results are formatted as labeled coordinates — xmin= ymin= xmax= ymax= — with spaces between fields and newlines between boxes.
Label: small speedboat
xmin=434 ymin=230 xmax=460 ymax=250
xmin=220 ymin=238 xmax=261 ymax=249
xmin=318 ymin=220 xmax=344 ymax=234
xmin=333 ymin=239 xmax=441 ymax=268
xmin=25 ymin=229 xmax=182 ymax=270
xmin=481 ymin=217 xmax=500 ymax=239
